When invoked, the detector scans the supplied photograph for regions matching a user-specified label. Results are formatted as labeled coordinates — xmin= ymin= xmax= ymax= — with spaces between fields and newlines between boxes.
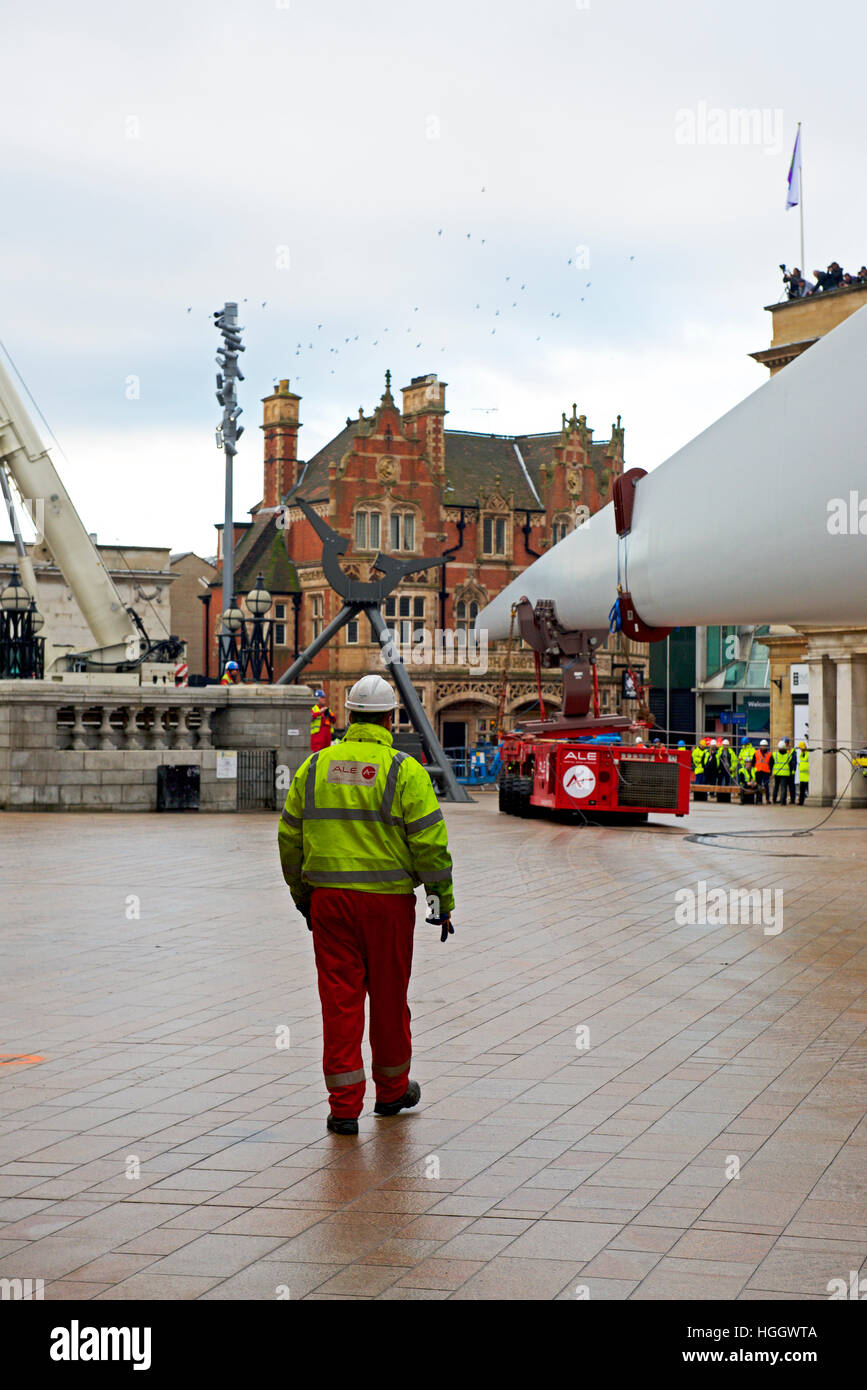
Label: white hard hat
xmin=760 ymin=739 xmax=768 ymax=747
xmin=722 ymin=739 xmax=730 ymax=746
xmin=345 ymin=674 xmax=397 ymax=712
xmin=778 ymin=739 xmax=786 ymax=748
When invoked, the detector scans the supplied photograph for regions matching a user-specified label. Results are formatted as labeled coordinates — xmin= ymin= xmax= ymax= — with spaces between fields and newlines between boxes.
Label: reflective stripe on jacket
xmin=772 ymin=749 xmax=794 ymax=776
xmin=278 ymin=721 xmax=454 ymax=912
xmin=798 ymin=749 xmax=810 ymax=779
xmin=753 ymin=749 xmax=771 ymax=774
xmin=739 ymin=744 xmax=755 ymax=769
xmin=691 ymin=747 xmax=704 ymax=772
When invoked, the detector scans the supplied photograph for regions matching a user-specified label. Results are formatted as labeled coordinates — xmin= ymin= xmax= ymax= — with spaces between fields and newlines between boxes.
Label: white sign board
xmin=216 ymin=750 xmax=238 ymax=780
xmin=790 ymin=663 xmax=809 ymax=695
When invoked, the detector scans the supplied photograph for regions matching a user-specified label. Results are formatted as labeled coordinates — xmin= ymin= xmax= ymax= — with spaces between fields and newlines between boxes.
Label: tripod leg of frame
xmin=366 ymin=605 xmax=473 ymax=804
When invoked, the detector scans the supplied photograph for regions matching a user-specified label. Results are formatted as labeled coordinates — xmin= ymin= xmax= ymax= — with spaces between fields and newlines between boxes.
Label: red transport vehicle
xmin=496 ymin=597 xmax=691 ymax=822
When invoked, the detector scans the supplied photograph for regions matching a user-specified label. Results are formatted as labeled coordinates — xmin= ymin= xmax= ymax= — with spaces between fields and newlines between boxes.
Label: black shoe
xmin=327 ymin=1114 xmax=359 ymax=1135
xmin=374 ymin=1080 xmax=421 ymax=1117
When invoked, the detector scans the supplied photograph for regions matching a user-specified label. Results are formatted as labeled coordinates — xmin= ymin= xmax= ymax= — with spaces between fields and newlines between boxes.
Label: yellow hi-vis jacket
xmin=278 ymin=721 xmax=455 ymax=913
xmin=772 ymin=748 xmax=794 ymax=776
xmin=691 ymin=747 xmax=704 ymax=773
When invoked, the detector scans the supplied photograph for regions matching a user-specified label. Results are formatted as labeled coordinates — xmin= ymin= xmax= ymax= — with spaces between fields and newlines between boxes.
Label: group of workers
xmin=687 ymin=735 xmax=810 ymax=805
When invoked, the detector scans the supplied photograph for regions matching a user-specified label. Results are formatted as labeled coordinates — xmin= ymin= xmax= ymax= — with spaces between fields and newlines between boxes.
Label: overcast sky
xmin=2 ymin=0 xmax=864 ymax=560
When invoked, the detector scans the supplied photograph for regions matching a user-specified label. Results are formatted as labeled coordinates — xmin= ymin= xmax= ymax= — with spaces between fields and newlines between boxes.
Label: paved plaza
xmin=1 ymin=795 xmax=865 ymax=1301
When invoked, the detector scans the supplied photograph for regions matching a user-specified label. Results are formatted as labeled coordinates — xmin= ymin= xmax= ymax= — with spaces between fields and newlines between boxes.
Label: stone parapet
xmin=0 ymin=681 xmax=312 ymax=812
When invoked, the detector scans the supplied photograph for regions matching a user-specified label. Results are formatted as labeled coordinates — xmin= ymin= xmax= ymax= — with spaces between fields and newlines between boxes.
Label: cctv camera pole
xmin=214 ymin=302 xmax=245 ymax=673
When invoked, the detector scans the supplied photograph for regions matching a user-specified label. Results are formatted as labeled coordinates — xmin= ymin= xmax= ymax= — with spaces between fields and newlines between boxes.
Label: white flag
xmin=786 ymin=127 xmax=801 ymax=210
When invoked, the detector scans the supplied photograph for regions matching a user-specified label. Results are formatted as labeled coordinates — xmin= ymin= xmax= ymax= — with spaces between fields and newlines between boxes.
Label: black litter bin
xmin=156 ymin=764 xmax=200 ymax=811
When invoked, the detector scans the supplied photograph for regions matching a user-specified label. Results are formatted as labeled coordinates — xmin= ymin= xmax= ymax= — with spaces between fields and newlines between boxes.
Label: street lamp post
xmin=220 ymin=601 xmax=244 ymax=674
xmin=0 ymin=566 xmax=45 ymax=678
xmin=239 ymin=572 xmax=274 ymax=683
xmin=214 ymin=301 xmax=245 ymax=676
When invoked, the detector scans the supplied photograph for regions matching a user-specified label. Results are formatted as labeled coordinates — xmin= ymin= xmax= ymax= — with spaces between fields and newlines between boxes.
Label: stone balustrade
xmin=0 ymin=680 xmax=313 ymax=812
xmin=56 ymin=701 xmax=215 ymax=752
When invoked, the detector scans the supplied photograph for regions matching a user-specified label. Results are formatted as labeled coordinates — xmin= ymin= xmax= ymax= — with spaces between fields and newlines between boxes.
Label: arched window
xmin=482 ymin=515 xmax=508 ymax=556
xmin=455 ymin=597 xmax=479 ymax=635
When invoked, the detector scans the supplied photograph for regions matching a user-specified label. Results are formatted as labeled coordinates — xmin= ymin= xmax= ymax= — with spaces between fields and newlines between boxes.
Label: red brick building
xmin=214 ymin=370 xmax=640 ymax=747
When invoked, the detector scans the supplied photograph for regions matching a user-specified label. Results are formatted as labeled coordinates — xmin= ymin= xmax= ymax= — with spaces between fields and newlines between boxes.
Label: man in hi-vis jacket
xmin=278 ymin=674 xmax=454 ymax=1135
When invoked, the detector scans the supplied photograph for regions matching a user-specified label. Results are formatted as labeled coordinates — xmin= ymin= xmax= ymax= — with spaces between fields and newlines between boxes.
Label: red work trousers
xmin=310 ymin=728 xmax=333 ymax=753
xmin=310 ymin=887 xmax=415 ymax=1119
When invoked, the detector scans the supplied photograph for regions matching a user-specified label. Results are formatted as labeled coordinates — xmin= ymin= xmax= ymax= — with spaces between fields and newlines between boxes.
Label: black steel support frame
xmin=275 ymin=499 xmax=472 ymax=803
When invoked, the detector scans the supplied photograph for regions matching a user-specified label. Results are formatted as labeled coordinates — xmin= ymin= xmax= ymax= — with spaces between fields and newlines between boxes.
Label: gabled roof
xmin=284 ymin=424 xmax=617 ymax=511
xmin=288 ymin=422 xmax=360 ymax=504
xmin=221 ymin=511 xmax=300 ymax=595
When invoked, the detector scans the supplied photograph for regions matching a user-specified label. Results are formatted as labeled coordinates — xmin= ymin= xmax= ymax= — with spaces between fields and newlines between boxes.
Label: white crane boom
xmin=0 ymin=353 xmax=139 ymax=664
xmin=478 ymin=303 xmax=867 ymax=639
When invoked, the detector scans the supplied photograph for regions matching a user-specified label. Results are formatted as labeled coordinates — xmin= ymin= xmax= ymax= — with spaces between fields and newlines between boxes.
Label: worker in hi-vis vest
xmin=691 ymin=741 xmax=706 ymax=782
xmin=796 ymin=740 xmax=810 ymax=805
xmin=753 ymin=740 xmax=772 ymax=803
xmin=739 ymin=737 xmax=756 ymax=775
xmin=309 ymin=688 xmax=336 ymax=752
xmin=278 ymin=674 xmax=455 ymax=1136
xmin=772 ymin=739 xmax=795 ymax=805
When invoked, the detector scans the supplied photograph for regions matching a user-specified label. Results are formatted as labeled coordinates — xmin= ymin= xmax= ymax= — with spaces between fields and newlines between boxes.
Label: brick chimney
xmin=261 ymin=379 xmax=301 ymax=507
xmin=401 ymin=373 xmax=447 ymax=474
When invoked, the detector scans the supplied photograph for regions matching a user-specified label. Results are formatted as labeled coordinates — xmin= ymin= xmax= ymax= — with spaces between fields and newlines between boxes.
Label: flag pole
xmin=798 ymin=123 xmax=805 ymax=272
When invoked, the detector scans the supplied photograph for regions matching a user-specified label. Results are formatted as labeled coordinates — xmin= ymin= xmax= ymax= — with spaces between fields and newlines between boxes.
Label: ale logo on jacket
xmin=327 ymin=761 xmax=379 ymax=785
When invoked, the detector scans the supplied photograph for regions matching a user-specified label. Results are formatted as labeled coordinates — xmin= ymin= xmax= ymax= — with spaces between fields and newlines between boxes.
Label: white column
xmin=807 ymin=654 xmax=836 ymax=805
xmin=836 ymin=655 xmax=867 ymax=807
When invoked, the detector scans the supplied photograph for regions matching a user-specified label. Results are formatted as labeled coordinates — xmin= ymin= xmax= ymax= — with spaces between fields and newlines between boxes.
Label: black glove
xmin=298 ymin=901 xmax=312 ymax=930
xmin=426 ymin=909 xmax=454 ymax=943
